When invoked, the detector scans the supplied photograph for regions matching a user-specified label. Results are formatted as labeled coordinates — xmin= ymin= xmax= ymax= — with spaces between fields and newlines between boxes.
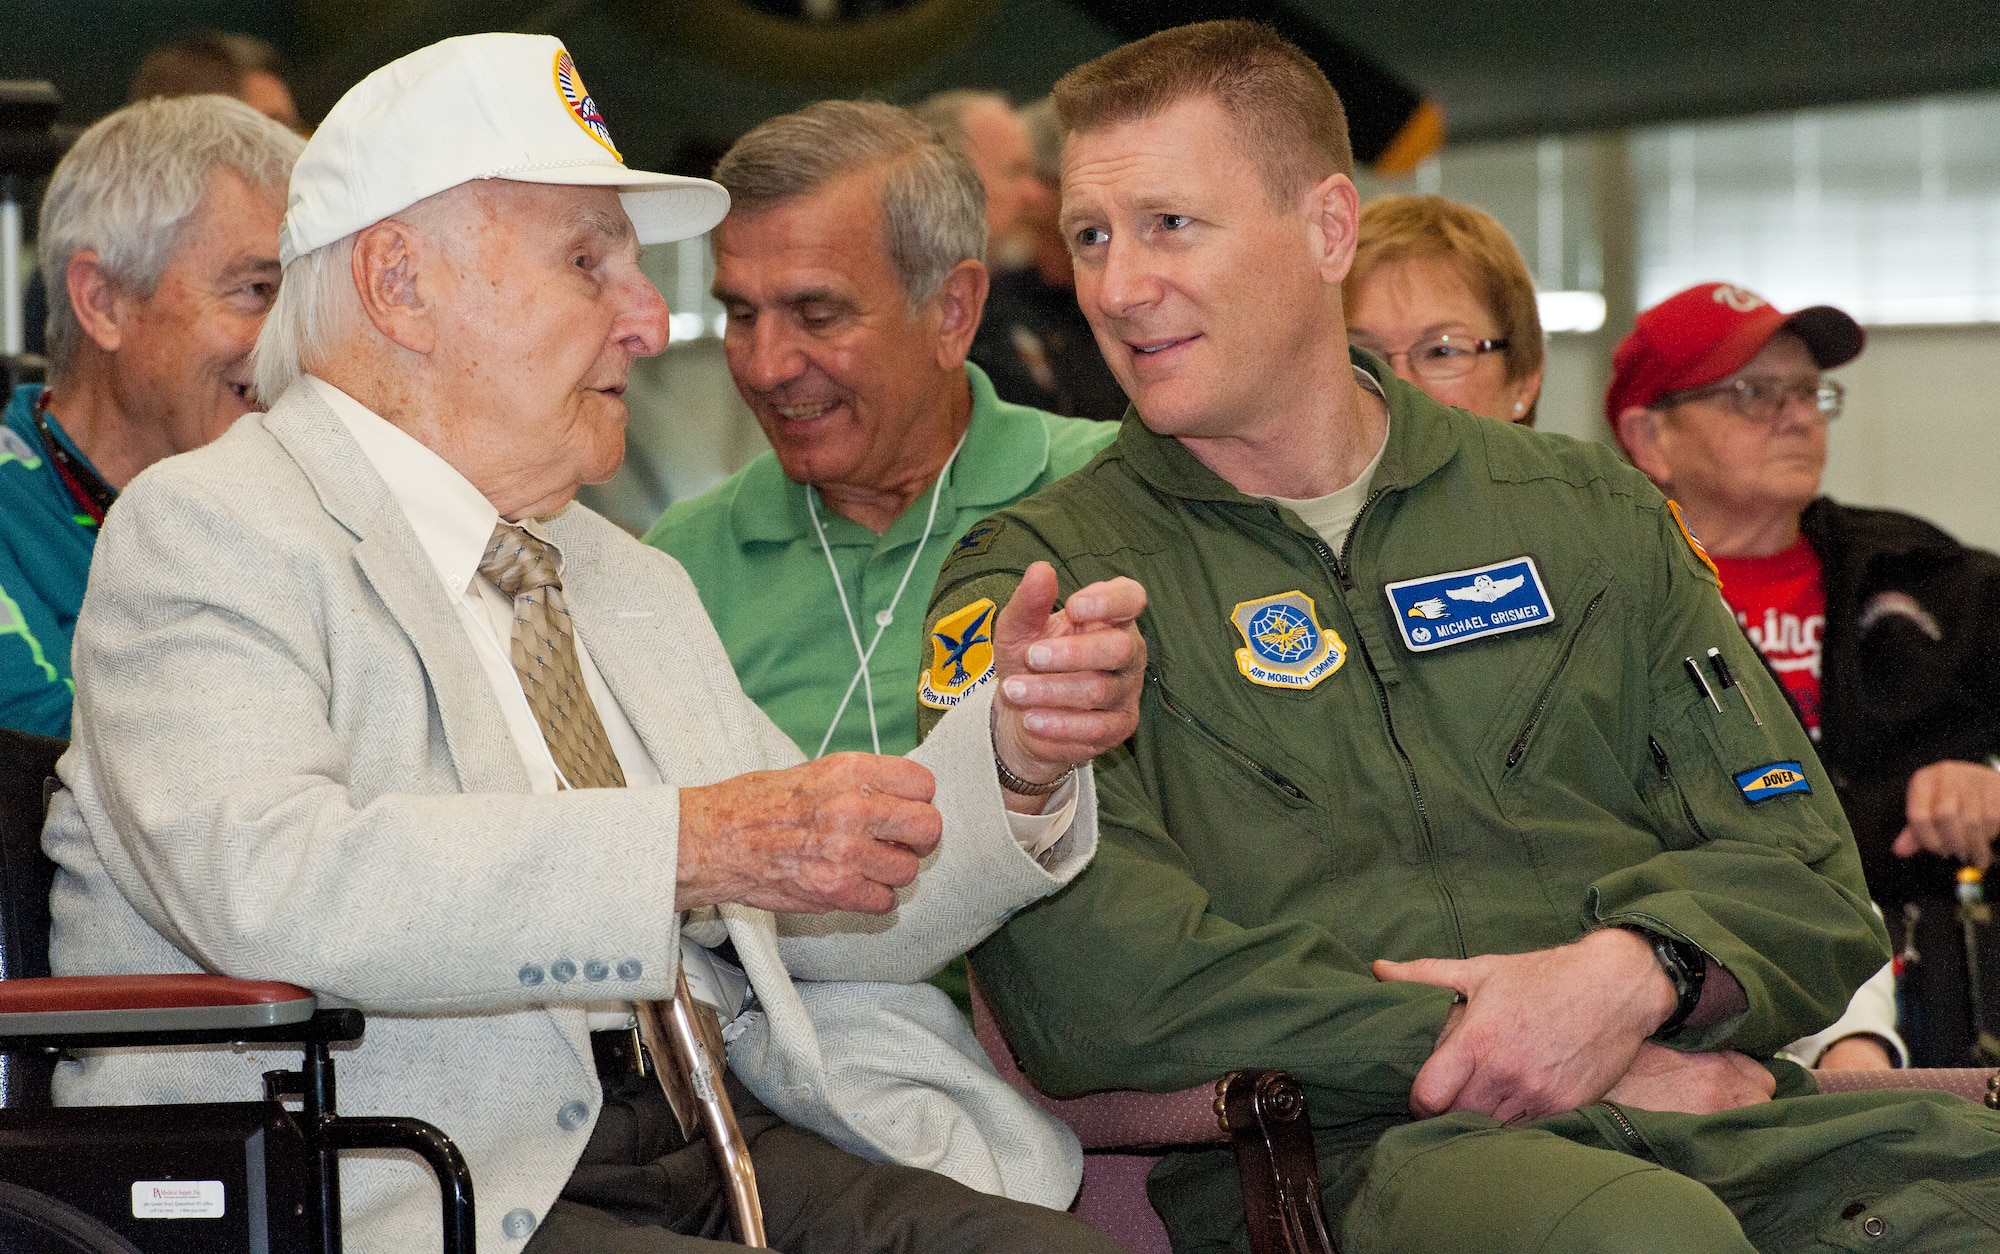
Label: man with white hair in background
xmin=0 ymin=95 xmax=300 ymax=737
xmin=43 ymin=33 xmax=1142 ymax=1254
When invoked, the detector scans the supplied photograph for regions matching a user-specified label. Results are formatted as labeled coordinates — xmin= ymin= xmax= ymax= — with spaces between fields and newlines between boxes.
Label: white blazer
xmin=43 ymin=385 xmax=1094 ymax=1252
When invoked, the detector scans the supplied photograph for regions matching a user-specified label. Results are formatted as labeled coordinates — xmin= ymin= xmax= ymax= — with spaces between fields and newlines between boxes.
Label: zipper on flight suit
xmin=1594 ymin=1099 xmax=1654 ymax=1158
xmin=1152 ymin=674 xmax=1308 ymax=801
xmin=1505 ymin=590 xmax=1608 ymax=770
xmin=1304 ymin=523 xmax=1468 ymax=960
xmin=1648 ymin=736 xmax=1712 ymax=845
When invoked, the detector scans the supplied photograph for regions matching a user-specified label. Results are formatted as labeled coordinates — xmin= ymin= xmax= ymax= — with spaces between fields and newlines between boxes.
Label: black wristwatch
xmin=1623 ymin=925 xmax=1707 ymax=1037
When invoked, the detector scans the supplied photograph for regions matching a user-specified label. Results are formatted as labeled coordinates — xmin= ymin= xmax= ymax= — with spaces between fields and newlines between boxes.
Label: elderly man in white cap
xmin=42 ymin=33 xmax=1142 ymax=1254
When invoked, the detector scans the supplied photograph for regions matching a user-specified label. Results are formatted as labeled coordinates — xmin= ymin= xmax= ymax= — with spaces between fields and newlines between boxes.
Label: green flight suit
xmin=920 ymin=358 xmax=2000 ymax=1252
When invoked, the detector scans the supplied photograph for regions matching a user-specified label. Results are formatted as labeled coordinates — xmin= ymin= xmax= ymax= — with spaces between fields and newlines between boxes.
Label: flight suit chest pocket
xmin=1150 ymin=674 xmax=1312 ymax=806
xmin=1486 ymin=565 xmax=1618 ymax=793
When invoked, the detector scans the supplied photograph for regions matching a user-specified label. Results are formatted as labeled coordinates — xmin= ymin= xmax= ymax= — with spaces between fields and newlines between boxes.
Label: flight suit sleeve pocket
xmin=1648 ymin=682 xmax=1844 ymax=868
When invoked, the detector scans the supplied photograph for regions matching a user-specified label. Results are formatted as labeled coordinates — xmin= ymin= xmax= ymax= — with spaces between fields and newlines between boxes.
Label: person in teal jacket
xmin=0 ymin=382 xmax=96 ymax=736
xmin=0 ymin=95 xmax=299 ymax=737
xmin=644 ymin=102 xmax=1114 ymax=1014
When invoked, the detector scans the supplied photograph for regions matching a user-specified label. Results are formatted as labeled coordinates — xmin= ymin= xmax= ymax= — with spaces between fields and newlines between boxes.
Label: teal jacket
xmin=922 ymin=359 xmax=1889 ymax=1132
xmin=0 ymin=385 xmax=99 ymax=736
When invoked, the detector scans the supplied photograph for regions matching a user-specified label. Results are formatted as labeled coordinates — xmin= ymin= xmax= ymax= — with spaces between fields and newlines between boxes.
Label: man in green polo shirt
xmin=646 ymin=101 xmax=1112 ymax=1012
xmin=1 ymin=95 xmax=299 ymax=737
xmin=646 ymin=113 xmax=1111 ymax=809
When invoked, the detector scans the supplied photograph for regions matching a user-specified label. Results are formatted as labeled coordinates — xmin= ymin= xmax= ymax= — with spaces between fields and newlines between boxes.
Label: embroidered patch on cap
xmin=1735 ymin=761 xmax=1811 ymax=803
xmin=553 ymin=48 xmax=620 ymax=158
xmin=919 ymin=598 xmax=997 ymax=710
xmin=1383 ymin=556 xmax=1556 ymax=653
xmin=1229 ymin=591 xmax=1346 ymax=690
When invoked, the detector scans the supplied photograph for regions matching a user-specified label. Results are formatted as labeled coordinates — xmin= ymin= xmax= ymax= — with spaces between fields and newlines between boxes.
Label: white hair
xmin=251 ymin=187 xmax=476 ymax=404
xmin=38 ymin=94 xmax=302 ymax=383
xmin=250 ymin=232 xmax=356 ymax=406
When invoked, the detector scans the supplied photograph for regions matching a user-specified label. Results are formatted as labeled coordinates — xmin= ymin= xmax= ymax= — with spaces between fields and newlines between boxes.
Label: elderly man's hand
xmin=1891 ymin=760 xmax=2000 ymax=869
xmin=677 ymin=754 xmax=942 ymax=914
xmin=990 ymin=562 xmax=1147 ymax=809
xmin=1374 ymin=928 xmax=1677 ymax=1124
xmin=1600 ymin=1042 xmax=1775 ymax=1115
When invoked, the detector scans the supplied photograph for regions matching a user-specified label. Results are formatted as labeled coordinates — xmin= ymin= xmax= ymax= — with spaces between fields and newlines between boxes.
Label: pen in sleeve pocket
xmin=1684 ymin=656 xmax=1722 ymax=713
xmin=1706 ymin=646 xmax=1762 ymax=726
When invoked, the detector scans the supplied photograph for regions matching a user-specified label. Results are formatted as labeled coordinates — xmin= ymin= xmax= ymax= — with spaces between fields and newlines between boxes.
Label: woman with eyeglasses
xmin=1344 ymin=193 xmax=1544 ymax=424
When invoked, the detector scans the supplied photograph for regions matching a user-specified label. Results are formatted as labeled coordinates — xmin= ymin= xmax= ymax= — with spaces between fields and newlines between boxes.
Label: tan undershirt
xmin=1259 ymin=366 xmax=1390 ymax=555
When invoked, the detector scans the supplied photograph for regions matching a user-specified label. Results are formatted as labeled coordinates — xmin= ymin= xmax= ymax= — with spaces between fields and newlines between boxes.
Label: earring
xmin=1513 ymin=402 xmax=1526 ymax=415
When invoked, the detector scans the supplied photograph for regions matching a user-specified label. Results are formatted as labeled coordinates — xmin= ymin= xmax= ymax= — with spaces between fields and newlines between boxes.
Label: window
xmin=1634 ymin=94 xmax=2000 ymax=324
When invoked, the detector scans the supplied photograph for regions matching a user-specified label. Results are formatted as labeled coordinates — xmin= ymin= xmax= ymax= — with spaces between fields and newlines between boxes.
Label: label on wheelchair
xmin=131 ymin=1180 xmax=225 ymax=1219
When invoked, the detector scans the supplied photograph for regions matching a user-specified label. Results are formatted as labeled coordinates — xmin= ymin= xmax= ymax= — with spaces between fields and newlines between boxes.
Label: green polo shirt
xmin=646 ymin=364 xmax=1116 ymax=761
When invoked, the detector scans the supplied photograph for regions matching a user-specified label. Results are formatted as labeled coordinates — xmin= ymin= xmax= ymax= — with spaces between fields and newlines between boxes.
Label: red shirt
xmin=1713 ymin=536 xmax=1827 ymax=736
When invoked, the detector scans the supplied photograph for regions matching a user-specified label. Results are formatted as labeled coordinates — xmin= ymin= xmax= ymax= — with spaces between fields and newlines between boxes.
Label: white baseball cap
xmin=278 ymin=33 xmax=729 ymax=265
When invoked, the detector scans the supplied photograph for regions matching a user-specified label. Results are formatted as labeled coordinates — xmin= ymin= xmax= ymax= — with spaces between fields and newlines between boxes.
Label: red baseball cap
xmin=1606 ymin=282 xmax=1865 ymax=432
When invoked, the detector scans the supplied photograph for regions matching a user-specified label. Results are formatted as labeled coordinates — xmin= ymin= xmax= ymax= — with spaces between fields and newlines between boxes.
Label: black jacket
xmin=1804 ymin=497 xmax=2000 ymax=907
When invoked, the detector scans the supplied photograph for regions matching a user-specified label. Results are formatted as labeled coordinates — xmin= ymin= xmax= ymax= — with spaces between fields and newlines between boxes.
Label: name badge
xmin=1383 ymin=556 xmax=1556 ymax=653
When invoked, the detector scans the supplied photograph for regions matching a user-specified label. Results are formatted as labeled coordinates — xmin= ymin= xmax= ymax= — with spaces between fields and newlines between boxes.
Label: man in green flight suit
xmin=646 ymin=100 xmax=1116 ymax=1013
xmin=921 ymin=21 xmax=2000 ymax=1252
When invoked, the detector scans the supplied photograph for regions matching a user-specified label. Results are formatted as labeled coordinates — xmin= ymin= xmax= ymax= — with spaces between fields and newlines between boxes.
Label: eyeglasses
xmin=1349 ymin=333 xmax=1509 ymax=381
xmin=1659 ymin=376 xmax=1845 ymax=424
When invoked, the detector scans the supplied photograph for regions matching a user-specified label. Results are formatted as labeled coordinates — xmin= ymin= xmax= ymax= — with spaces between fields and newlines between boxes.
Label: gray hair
xmin=713 ymin=99 xmax=986 ymax=306
xmin=39 ymin=94 xmax=302 ymax=383
xmin=1019 ymin=95 xmax=1063 ymax=185
xmin=908 ymin=89 xmax=1009 ymax=159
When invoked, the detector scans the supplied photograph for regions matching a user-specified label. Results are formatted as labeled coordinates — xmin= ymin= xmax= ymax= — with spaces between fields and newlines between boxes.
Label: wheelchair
xmin=0 ymin=729 xmax=473 ymax=1253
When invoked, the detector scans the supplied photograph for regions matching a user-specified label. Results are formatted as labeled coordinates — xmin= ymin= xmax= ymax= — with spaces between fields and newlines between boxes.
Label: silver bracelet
xmin=995 ymin=752 xmax=1074 ymax=797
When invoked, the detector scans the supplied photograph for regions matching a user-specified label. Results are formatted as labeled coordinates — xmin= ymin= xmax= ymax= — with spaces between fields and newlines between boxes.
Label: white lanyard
xmin=806 ymin=429 xmax=969 ymax=758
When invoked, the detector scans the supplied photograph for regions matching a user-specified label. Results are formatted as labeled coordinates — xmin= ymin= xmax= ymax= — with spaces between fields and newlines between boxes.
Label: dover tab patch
xmin=919 ymin=598 xmax=997 ymax=710
xmin=1735 ymin=761 xmax=1811 ymax=803
xmin=1384 ymin=557 xmax=1556 ymax=652
xmin=1230 ymin=591 xmax=1346 ymax=690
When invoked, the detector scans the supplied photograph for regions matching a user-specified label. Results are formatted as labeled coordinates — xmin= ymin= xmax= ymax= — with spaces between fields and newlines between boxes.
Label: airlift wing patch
xmin=1229 ymin=591 xmax=1346 ymax=690
xmin=1383 ymin=556 xmax=1555 ymax=653
xmin=1734 ymin=761 xmax=1811 ymax=804
xmin=919 ymin=597 xmax=998 ymax=710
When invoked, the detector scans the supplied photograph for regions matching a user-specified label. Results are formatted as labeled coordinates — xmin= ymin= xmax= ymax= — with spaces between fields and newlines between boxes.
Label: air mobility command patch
xmin=919 ymin=597 xmax=997 ymax=709
xmin=1735 ymin=761 xmax=1811 ymax=804
xmin=1230 ymin=591 xmax=1346 ymax=690
xmin=1383 ymin=556 xmax=1555 ymax=653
